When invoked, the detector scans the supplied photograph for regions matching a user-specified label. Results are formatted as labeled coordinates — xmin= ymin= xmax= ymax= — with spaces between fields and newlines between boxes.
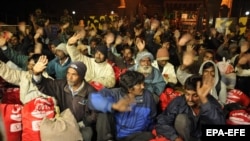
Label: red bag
xmin=21 ymin=96 xmax=56 ymax=141
xmin=108 ymin=61 xmax=127 ymax=83
xmin=150 ymin=129 xmax=170 ymax=141
xmin=1 ymin=87 xmax=22 ymax=105
xmin=0 ymin=104 xmax=23 ymax=141
xmin=226 ymin=89 xmax=250 ymax=107
xmin=226 ymin=109 xmax=250 ymax=125
xmin=89 ymin=81 xmax=104 ymax=91
xmin=159 ymin=88 xmax=181 ymax=111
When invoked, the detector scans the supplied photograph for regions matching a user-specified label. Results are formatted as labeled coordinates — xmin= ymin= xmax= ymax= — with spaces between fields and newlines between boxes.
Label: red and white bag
xmin=0 ymin=104 xmax=23 ymax=141
xmin=226 ymin=89 xmax=250 ymax=107
xmin=21 ymin=96 xmax=56 ymax=141
xmin=227 ymin=109 xmax=250 ymax=125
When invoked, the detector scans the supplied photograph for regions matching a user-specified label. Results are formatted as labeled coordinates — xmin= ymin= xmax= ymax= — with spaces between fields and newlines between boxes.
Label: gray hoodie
xmin=199 ymin=60 xmax=227 ymax=105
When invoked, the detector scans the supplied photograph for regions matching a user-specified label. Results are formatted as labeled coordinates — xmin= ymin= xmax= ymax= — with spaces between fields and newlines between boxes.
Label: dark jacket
xmin=88 ymin=88 xmax=157 ymax=139
xmin=156 ymin=95 xmax=225 ymax=141
xmin=33 ymin=76 xmax=97 ymax=124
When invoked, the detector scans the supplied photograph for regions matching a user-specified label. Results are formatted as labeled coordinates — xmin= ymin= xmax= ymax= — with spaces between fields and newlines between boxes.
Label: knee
xmin=175 ymin=114 xmax=190 ymax=127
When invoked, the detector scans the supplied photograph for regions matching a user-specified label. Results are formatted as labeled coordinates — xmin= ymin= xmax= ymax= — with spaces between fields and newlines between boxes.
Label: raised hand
xmin=178 ymin=33 xmax=193 ymax=46
xmin=33 ymin=55 xmax=48 ymax=75
xmin=196 ymin=74 xmax=214 ymax=104
xmin=112 ymin=95 xmax=135 ymax=112
xmin=67 ymin=30 xmax=85 ymax=45
xmin=182 ymin=51 xmax=195 ymax=67
xmin=136 ymin=38 xmax=145 ymax=52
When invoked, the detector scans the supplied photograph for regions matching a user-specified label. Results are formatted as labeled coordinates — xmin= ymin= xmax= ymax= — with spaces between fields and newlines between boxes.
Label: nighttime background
xmin=0 ymin=0 xmax=250 ymax=24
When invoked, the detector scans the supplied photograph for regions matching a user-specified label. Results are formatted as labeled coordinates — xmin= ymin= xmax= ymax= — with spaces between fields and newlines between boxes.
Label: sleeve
xmin=155 ymin=98 xmax=180 ymax=141
xmin=200 ymin=97 xmax=226 ymax=125
xmin=152 ymin=69 xmax=166 ymax=96
xmin=176 ymin=66 xmax=193 ymax=86
xmin=32 ymin=75 xmax=59 ymax=97
xmin=88 ymin=88 xmax=117 ymax=113
xmin=66 ymin=43 xmax=91 ymax=63
xmin=1 ymin=46 xmax=29 ymax=70
xmin=0 ymin=60 xmax=22 ymax=86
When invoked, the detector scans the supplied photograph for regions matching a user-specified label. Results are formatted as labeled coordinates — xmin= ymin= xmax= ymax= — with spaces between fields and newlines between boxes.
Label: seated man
xmin=32 ymin=55 xmax=97 ymax=141
xmin=88 ymin=71 xmax=157 ymax=141
xmin=66 ymin=30 xmax=116 ymax=88
xmin=152 ymin=47 xmax=177 ymax=87
xmin=155 ymin=74 xmax=225 ymax=141
xmin=129 ymin=51 xmax=166 ymax=103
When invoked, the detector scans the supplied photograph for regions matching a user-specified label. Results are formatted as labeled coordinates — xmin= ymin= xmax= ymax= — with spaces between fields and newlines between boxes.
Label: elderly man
xmin=129 ymin=50 xmax=166 ymax=103
xmin=66 ymin=30 xmax=116 ymax=88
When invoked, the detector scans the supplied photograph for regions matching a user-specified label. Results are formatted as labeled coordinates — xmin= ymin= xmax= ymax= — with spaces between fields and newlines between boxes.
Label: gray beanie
xmin=68 ymin=61 xmax=87 ymax=79
xmin=136 ymin=51 xmax=154 ymax=64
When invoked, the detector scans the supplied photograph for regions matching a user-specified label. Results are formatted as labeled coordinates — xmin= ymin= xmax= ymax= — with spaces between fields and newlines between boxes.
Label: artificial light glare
xmin=245 ymin=11 xmax=250 ymax=16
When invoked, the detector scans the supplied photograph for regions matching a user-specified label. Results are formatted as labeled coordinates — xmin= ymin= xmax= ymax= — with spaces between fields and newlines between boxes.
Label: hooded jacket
xmin=199 ymin=60 xmax=227 ymax=105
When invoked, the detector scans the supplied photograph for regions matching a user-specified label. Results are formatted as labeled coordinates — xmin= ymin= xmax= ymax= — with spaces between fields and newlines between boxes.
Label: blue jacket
xmin=156 ymin=95 xmax=226 ymax=141
xmin=88 ymin=88 xmax=157 ymax=139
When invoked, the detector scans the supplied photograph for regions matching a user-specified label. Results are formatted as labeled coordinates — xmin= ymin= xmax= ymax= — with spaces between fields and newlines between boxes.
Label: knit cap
xmin=156 ymin=47 xmax=169 ymax=61
xmin=68 ymin=61 xmax=87 ymax=79
xmin=95 ymin=44 xmax=108 ymax=58
xmin=136 ymin=51 xmax=154 ymax=64
xmin=55 ymin=43 xmax=68 ymax=55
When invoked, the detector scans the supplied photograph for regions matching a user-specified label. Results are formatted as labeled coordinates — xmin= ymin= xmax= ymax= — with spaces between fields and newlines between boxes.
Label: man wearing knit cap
xmin=129 ymin=50 xmax=166 ymax=103
xmin=46 ymin=43 xmax=72 ymax=79
xmin=32 ymin=55 xmax=97 ymax=141
xmin=66 ymin=31 xmax=115 ymax=88
xmin=152 ymin=47 xmax=177 ymax=87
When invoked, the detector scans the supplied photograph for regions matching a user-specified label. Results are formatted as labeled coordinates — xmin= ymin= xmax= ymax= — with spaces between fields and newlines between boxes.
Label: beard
xmin=137 ymin=65 xmax=153 ymax=77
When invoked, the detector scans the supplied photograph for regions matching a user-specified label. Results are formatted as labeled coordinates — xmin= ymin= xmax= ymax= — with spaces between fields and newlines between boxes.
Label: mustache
xmin=137 ymin=66 xmax=152 ymax=74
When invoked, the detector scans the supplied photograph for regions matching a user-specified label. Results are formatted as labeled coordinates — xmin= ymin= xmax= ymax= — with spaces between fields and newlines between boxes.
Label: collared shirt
xmin=68 ymin=81 xmax=85 ymax=96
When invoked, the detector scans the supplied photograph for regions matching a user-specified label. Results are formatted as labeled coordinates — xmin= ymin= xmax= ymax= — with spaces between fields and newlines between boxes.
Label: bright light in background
xmin=72 ymin=11 xmax=76 ymax=15
xmin=245 ymin=11 xmax=250 ymax=16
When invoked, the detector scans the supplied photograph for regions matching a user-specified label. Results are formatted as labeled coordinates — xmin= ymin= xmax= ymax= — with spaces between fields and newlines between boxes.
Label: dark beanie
xmin=68 ymin=61 xmax=87 ymax=79
xmin=95 ymin=44 xmax=108 ymax=58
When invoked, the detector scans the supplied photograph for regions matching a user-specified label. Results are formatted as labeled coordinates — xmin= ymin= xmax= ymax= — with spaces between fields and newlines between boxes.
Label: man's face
xmin=95 ymin=50 xmax=106 ymax=63
xmin=129 ymin=83 xmax=145 ymax=96
xmin=9 ymin=36 xmax=18 ymax=46
xmin=55 ymin=50 xmax=67 ymax=60
xmin=66 ymin=68 xmax=82 ymax=87
xmin=122 ymin=48 xmax=133 ymax=61
xmin=185 ymin=89 xmax=200 ymax=107
xmin=157 ymin=60 xmax=168 ymax=68
xmin=203 ymin=52 xmax=214 ymax=62
xmin=27 ymin=59 xmax=35 ymax=73
xmin=203 ymin=66 xmax=215 ymax=78
xmin=138 ymin=57 xmax=152 ymax=77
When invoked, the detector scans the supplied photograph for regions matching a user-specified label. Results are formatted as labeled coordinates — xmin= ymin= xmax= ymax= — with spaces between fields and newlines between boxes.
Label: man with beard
xmin=129 ymin=50 xmax=166 ymax=103
xmin=66 ymin=30 xmax=116 ymax=88
xmin=32 ymin=55 xmax=97 ymax=141
xmin=155 ymin=74 xmax=225 ymax=141
xmin=107 ymin=45 xmax=135 ymax=69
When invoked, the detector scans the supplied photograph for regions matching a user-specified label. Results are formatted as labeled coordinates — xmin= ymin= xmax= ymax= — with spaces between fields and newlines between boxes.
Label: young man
xmin=32 ymin=55 xmax=97 ymax=141
xmin=66 ymin=30 xmax=116 ymax=88
xmin=155 ymin=74 xmax=225 ymax=141
xmin=88 ymin=71 xmax=157 ymax=141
